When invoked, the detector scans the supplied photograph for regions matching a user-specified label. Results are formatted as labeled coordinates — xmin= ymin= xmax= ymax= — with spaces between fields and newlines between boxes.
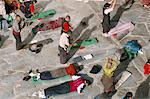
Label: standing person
xmin=61 ymin=15 xmax=73 ymax=35
xmin=141 ymin=0 xmax=150 ymax=9
xmin=37 ymin=75 xmax=92 ymax=98
xmin=102 ymin=0 xmax=116 ymax=37
xmin=12 ymin=15 xmax=24 ymax=50
xmin=58 ymin=32 xmax=70 ymax=64
xmin=101 ymin=58 xmax=118 ymax=96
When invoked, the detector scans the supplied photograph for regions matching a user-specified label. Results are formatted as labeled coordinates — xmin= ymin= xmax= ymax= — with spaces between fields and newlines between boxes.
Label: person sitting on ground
xmin=101 ymin=57 xmax=118 ymax=96
xmin=102 ymin=0 xmax=116 ymax=37
xmin=35 ymin=74 xmax=92 ymax=98
xmin=123 ymin=92 xmax=133 ymax=99
xmin=23 ymin=64 xmax=83 ymax=81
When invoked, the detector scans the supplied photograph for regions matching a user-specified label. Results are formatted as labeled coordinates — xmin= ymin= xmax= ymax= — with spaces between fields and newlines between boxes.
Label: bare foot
xmin=143 ymin=5 xmax=150 ymax=9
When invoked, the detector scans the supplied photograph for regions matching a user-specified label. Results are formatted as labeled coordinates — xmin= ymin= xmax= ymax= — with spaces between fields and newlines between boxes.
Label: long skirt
xmin=101 ymin=75 xmax=113 ymax=92
xmin=44 ymin=82 xmax=70 ymax=97
xmin=58 ymin=46 xmax=68 ymax=64
xmin=141 ymin=0 xmax=150 ymax=5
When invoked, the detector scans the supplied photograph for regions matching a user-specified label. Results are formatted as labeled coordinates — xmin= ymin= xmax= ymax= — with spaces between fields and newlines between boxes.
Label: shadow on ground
xmin=67 ymin=26 xmax=97 ymax=61
xmin=134 ymin=75 xmax=150 ymax=99
xmin=0 ymin=35 xmax=9 ymax=48
xmin=110 ymin=1 xmax=134 ymax=29
xmin=71 ymin=14 xmax=94 ymax=40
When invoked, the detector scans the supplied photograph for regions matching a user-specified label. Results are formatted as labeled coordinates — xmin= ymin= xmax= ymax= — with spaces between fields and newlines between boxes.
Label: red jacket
xmin=69 ymin=77 xmax=84 ymax=92
xmin=144 ymin=63 xmax=150 ymax=74
xmin=65 ymin=64 xmax=76 ymax=75
xmin=62 ymin=21 xmax=70 ymax=33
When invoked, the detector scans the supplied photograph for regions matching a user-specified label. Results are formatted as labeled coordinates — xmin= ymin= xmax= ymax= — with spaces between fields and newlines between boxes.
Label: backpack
xmin=124 ymin=40 xmax=141 ymax=53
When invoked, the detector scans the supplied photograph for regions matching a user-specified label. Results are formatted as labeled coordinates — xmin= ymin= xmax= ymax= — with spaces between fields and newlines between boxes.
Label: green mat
xmin=31 ymin=75 xmax=71 ymax=84
xmin=28 ymin=9 xmax=56 ymax=21
xmin=69 ymin=38 xmax=98 ymax=49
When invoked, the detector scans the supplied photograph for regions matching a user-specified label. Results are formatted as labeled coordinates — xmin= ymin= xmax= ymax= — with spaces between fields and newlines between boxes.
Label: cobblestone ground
xmin=0 ymin=0 xmax=149 ymax=99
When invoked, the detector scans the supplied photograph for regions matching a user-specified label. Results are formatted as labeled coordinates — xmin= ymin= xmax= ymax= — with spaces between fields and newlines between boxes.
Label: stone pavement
xmin=0 ymin=0 xmax=150 ymax=99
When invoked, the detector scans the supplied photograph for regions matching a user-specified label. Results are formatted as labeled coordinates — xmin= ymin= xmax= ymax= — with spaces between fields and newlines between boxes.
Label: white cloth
xmin=59 ymin=33 xmax=69 ymax=51
xmin=104 ymin=7 xmax=113 ymax=14
xmin=0 ymin=1 xmax=6 ymax=16
xmin=71 ymin=75 xmax=85 ymax=94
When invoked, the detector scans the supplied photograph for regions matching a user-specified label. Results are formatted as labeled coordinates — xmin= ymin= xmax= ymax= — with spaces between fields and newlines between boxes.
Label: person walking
xmin=12 ymin=15 xmax=24 ymax=50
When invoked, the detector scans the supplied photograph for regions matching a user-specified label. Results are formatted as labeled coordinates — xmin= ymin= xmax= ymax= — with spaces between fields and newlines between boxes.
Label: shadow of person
xmin=113 ymin=48 xmax=134 ymax=84
xmin=0 ymin=35 xmax=9 ymax=48
xmin=22 ymin=24 xmax=39 ymax=46
xmin=134 ymin=76 xmax=150 ymax=99
xmin=110 ymin=1 xmax=134 ymax=29
xmin=71 ymin=13 xmax=94 ymax=41
xmin=67 ymin=26 xmax=97 ymax=61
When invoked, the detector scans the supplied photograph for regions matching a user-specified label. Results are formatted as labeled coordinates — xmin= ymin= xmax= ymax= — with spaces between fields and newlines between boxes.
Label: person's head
xmin=16 ymin=15 xmax=21 ymax=22
xmin=103 ymin=3 xmax=111 ymax=10
xmin=147 ymin=58 xmax=150 ymax=63
xmin=124 ymin=92 xmax=133 ymax=99
xmin=84 ymin=79 xmax=92 ymax=86
xmin=65 ymin=15 xmax=71 ymax=22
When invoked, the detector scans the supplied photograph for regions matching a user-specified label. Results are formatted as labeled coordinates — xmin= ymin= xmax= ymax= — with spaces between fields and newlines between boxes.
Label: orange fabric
xmin=65 ymin=64 xmax=76 ymax=75
xmin=29 ymin=3 xmax=34 ymax=13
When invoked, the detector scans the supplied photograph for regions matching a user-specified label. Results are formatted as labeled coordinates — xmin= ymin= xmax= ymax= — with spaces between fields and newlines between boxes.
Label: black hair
xmin=85 ymin=79 xmax=92 ymax=86
xmin=66 ymin=15 xmax=70 ymax=20
xmin=103 ymin=3 xmax=111 ymax=9
xmin=123 ymin=92 xmax=133 ymax=99
xmin=147 ymin=58 xmax=150 ymax=63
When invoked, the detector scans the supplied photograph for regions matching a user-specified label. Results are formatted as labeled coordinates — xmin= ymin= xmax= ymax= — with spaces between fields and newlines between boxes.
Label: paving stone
xmin=132 ymin=23 xmax=150 ymax=36
xmin=0 ymin=0 xmax=149 ymax=98
xmin=132 ymin=56 xmax=145 ymax=74
xmin=0 ymin=85 xmax=15 ymax=99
